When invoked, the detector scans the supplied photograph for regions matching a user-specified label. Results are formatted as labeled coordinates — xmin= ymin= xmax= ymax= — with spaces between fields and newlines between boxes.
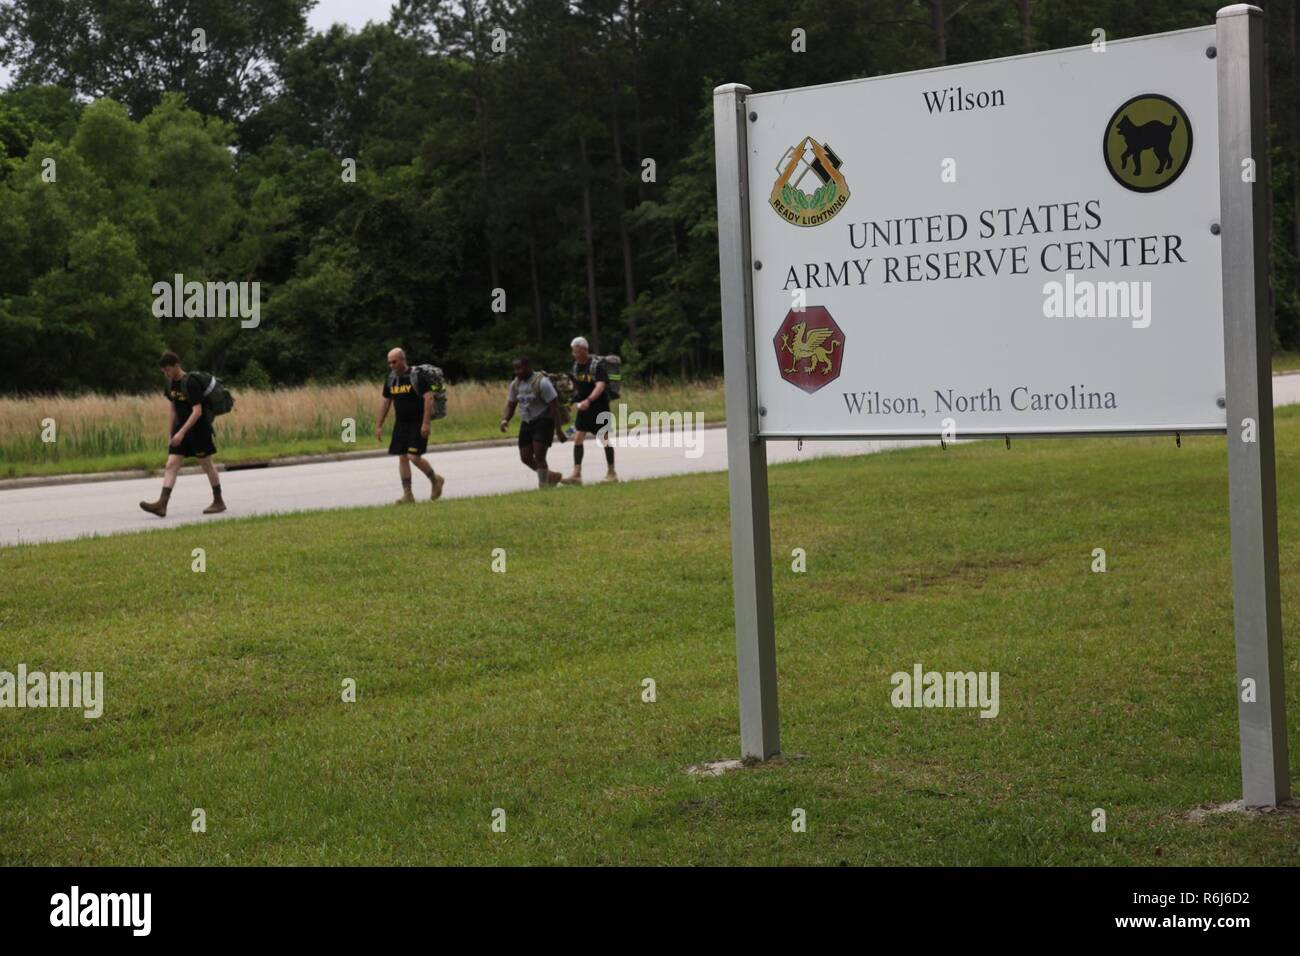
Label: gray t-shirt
xmin=508 ymin=373 xmax=558 ymax=423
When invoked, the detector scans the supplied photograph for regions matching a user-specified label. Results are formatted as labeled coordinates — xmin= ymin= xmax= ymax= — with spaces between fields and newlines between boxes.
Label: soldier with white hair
xmin=562 ymin=336 xmax=617 ymax=484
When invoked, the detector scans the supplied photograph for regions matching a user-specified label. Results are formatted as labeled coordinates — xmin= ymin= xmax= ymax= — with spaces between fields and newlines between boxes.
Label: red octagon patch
xmin=773 ymin=306 xmax=845 ymax=394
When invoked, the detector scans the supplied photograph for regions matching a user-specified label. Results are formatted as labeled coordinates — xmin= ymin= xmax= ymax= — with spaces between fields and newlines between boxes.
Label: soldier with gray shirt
xmin=500 ymin=356 xmax=568 ymax=488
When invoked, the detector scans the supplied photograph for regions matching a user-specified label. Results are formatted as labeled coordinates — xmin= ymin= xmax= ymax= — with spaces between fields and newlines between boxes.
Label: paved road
xmin=6 ymin=374 xmax=1300 ymax=548
xmin=0 ymin=427 xmax=926 ymax=547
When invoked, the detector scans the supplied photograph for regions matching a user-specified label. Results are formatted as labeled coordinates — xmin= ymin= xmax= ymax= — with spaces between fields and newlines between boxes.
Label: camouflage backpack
xmin=527 ymin=370 xmax=574 ymax=424
xmin=590 ymin=354 xmax=622 ymax=400
xmin=392 ymin=363 xmax=448 ymax=419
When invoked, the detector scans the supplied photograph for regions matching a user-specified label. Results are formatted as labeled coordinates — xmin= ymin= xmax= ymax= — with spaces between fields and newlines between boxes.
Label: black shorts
xmin=169 ymin=418 xmax=217 ymax=458
xmin=518 ymin=416 xmax=555 ymax=450
xmin=574 ymin=400 xmax=611 ymax=435
xmin=389 ymin=420 xmax=428 ymax=456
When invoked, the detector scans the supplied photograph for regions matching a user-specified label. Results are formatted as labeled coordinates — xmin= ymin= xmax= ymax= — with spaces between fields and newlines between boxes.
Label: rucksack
xmin=588 ymin=354 xmax=622 ymax=400
xmin=187 ymin=371 xmax=235 ymax=420
xmin=525 ymin=371 xmax=573 ymax=424
xmin=391 ymin=363 xmax=448 ymax=420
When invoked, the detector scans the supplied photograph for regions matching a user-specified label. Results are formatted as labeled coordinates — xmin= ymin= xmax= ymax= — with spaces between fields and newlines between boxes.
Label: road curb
xmin=0 ymin=468 xmax=160 ymax=491
xmin=0 ymin=422 xmax=729 ymax=491
xmin=0 ymin=437 xmax=518 ymax=491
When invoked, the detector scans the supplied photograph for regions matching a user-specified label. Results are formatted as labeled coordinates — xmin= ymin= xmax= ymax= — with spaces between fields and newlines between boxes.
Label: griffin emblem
xmin=779 ymin=320 xmax=842 ymax=375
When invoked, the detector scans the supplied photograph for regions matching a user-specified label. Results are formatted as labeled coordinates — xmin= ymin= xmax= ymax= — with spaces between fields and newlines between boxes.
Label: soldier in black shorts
xmin=561 ymin=336 xmax=617 ymax=485
xmin=139 ymin=351 xmax=225 ymax=517
xmin=500 ymin=356 xmax=568 ymax=488
xmin=376 ymin=347 xmax=445 ymax=504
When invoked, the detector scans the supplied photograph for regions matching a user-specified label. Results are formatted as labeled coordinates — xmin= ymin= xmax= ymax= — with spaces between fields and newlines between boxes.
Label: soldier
xmin=138 ymin=352 xmax=226 ymax=517
xmin=561 ymin=336 xmax=617 ymax=485
xmin=376 ymin=347 xmax=445 ymax=503
xmin=500 ymin=356 xmax=567 ymax=488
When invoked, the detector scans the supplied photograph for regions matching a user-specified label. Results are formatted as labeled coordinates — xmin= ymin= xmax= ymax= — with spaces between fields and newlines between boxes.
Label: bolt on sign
xmin=746 ymin=27 xmax=1226 ymax=439
xmin=714 ymin=6 xmax=1289 ymax=807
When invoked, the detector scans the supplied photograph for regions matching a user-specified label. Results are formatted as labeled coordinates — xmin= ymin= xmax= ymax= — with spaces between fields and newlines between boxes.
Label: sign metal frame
xmin=713 ymin=4 xmax=1289 ymax=804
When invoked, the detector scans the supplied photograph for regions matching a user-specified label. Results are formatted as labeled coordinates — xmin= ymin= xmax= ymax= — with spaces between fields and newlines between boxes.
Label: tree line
xmin=0 ymin=0 xmax=1296 ymax=395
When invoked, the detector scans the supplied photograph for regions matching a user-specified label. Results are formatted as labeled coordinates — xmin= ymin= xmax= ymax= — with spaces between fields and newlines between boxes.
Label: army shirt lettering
xmin=383 ymin=372 xmax=430 ymax=423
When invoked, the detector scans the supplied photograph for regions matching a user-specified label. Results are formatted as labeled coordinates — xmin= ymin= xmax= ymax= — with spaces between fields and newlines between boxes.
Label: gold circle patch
xmin=1102 ymin=94 xmax=1193 ymax=193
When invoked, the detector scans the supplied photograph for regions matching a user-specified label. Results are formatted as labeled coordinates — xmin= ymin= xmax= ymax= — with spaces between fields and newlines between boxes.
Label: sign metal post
xmin=1217 ymin=4 xmax=1289 ymax=806
xmin=714 ymin=82 xmax=781 ymax=760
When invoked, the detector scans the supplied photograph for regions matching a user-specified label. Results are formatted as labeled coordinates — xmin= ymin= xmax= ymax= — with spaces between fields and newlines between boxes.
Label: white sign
xmin=746 ymin=26 xmax=1224 ymax=437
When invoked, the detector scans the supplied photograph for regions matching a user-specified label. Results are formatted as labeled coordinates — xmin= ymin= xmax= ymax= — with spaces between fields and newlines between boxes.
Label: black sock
xmin=160 ymin=486 xmax=173 ymax=500
xmin=574 ymin=444 xmax=585 ymax=466
xmin=604 ymin=445 xmax=615 ymax=466
xmin=402 ymin=477 xmax=412 ymax=489
xmin=426 ymin=468 xmax=437 ymax=482
xmin=211 ymin=483 xmax=222 ymax=501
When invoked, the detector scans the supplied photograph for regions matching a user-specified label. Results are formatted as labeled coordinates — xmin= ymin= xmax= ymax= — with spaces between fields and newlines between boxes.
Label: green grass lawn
xmin=3 ymin=411 xmax=1300 ymax=865
xmin=1274 ymin=352 xmax=1300 ymax=375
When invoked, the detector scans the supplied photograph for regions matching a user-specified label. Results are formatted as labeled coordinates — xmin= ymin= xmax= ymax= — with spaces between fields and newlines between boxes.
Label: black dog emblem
xmin=1115 ymin=114 xmax=1178 ymax=176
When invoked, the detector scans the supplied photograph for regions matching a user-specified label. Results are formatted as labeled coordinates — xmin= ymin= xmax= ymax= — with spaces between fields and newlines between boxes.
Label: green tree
xmin=0 ymin=94 xmax=238 ymax=391
xmin=0 ymin=0 xmax=314 ymax=122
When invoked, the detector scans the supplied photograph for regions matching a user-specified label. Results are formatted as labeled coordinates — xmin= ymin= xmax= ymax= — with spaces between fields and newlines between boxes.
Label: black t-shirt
xmin=572 ymin=359 xmax=609 ymax=404
xmin=164 ymin=373 xmax=208 ymax=435
xmin=165 ymin=374 xmax=205 ymax=414
xmin=383 ymin=371 xmax=431 ymax=423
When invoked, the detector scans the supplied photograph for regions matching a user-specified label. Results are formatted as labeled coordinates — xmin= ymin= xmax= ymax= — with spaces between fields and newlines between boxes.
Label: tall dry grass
xmin=0 ymin=378 xmax=726 ymax=471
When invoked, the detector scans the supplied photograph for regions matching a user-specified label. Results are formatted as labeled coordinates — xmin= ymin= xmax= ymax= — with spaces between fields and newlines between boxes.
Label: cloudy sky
xmin=308 ymin=0 xmax=396 ymax=33
xmin=1 ymin=0 xmax=399 ymax=90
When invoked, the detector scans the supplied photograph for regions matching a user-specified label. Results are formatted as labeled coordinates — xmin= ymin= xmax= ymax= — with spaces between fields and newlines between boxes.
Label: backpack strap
xmin=185 ymin=371 xmax=216 ymax=399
